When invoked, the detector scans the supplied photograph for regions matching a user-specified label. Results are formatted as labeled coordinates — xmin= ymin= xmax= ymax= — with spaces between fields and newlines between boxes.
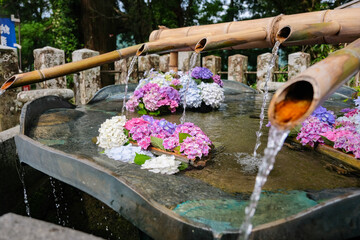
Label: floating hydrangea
xmin=296 ymin=105 xmax=360 ymax=159
xmin=311 ymin=106 xmax=335 ymax=125
xmin=198 ymin=82 xmax=225 ymax=108
xmin=212 ymin=74 xmax=224 ymax=87
xmin=191 ymin=66 xmax=213 ymax=79
xmin=296 ymin=116 xmax=332 ymax=147
xmin=125 ymin=116 xmax=212 ymax=160
xmin=141 ymin=154 xmax=181 ymax=174
xmin=105 ymin=145 xmax=154 ymax=163
xmin=126 ymin=82 xmax=180 ymax=115
xmin=96 ymin=116 xmax=128 ymax=149
xmin=127 ymin=67 xmax=225 ymax=113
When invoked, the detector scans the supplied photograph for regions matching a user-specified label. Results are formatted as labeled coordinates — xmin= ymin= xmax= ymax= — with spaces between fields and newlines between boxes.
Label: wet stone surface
xmin=26 ymin=83 xmax=360 ymax=232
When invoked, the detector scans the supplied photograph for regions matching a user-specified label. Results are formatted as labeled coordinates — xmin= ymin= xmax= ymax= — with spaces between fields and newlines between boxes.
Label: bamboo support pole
xmin=1 ymin=45 xmax=142 ymax=90
xmin=169 ymin=52 xmax=178 ymax=72
xmin=150 ymin=8 xmax=360 ymax=49
xmin=268 ymin=37 xmax=360 ymax=130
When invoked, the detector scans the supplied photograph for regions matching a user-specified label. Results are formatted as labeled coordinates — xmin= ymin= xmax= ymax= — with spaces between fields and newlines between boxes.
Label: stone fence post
xmin=0 ymin=46 xmax=21 ymax=131
xmin=72 ymin=49 xmax=101 ymax=105
xmin=257 ymin=52 xmax=278 ymax=84
xmin=288 ymin=52 xmax=310 ymax=80
xmin=114 ymin=57 xmax=139 ymax=84
xmin=34 ymin=46 xmax=67 ymax=89
xmin=202 ymin=55 xmax=221 ymax=75
xmin=228 ymin=54 xmax=248 ymax=83
xmin=138 ymin=54 xmax=160 ymax=79
xmin=178 ymin=52 xmax=200 ymax=73
xmin=159 ymin=54 xmax=170 ymax=73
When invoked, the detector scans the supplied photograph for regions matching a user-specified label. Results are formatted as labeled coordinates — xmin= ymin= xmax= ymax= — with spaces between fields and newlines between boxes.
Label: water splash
xmin=253 ymin=41 xmax=281 ymax=157
xmin=20 ymin=168 xmax=31 ymax=217
xmin=180 ymin=52 xmax=198 ymax=124
xmin=239 ymin=126 xmax=289 ymax=240
xmin=121 ymin=56 xmax=138 ymax=115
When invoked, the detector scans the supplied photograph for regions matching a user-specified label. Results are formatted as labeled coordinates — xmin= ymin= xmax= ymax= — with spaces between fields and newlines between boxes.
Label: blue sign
xmin=0 ymin=18 xmax=17 ymax=48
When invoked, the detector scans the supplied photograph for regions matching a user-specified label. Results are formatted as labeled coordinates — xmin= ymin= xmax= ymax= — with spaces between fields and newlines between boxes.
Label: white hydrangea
xmin=105 ymin=144 xmax=154 ymax=163
xmin=198 ymin=82 xmax=225 ymax=108
xmin=97 ymin=116 xmax=128 ymax=149
xmin=141 ymin=154 xmax=181 ymax=175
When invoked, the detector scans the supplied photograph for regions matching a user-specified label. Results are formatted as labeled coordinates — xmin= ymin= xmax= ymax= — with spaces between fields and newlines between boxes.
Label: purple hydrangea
xmin=212 ymin=74 xmax=223 ymax=87
xmin=125 ymin=116 xmax=212 ymax=159
xmin=311 ymin=106 xmax=335 ymax=125
xmin=296 ymin=116 xmax=332 ymax=147
xmin=191 ymin=67 xmax=213 ymax=80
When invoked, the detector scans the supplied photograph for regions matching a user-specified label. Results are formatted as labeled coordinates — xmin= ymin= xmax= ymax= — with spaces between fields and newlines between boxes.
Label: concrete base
xmin=0 ymin=213 xmax=103 ymax=240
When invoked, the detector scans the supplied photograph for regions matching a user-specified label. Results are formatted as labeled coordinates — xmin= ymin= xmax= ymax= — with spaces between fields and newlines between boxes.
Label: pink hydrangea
xmin=171 ymin=79 xmax=181 ymax=86
xmin=163 ymin=137 xmax=179 ymax=150
xmin=296 ymin=116 xmax=332 ymax=147
xmin=126 ymin=82 xmax=180 ymax=115
xmin=125 ymin=116 xmax=212 ymax=159
xmin=124 ymin=117 xmax=149 ymax=131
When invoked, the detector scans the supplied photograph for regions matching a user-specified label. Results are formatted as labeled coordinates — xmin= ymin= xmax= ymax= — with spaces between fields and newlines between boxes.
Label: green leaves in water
xmin=150 ymin=136 xmax=165 ymax=150
xmin=134 ymin=153 xmax=151 ymax=165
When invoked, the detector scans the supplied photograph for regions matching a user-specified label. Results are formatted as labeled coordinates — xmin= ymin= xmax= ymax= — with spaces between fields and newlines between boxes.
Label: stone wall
xmin=0 ymin=46 xmax=22 ymax=131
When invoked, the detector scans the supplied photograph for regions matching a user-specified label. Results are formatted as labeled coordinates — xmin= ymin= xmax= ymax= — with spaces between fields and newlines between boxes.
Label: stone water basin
xmin=15 ymin=82 xmax=360 ymax=240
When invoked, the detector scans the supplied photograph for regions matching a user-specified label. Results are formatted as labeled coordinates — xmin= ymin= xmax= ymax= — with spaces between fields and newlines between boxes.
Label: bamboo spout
xmin=268 ymin=37 xmax=360 ymax=130
xmin=194 ymin=28 xmax=267 ymax=53
xmin=1 ymin=44 xmax=142 ymax=91
xmin=136 ymin=33 xmax=214 ymax=56
xmin=275 ymin=21 xmax=341 ymax=46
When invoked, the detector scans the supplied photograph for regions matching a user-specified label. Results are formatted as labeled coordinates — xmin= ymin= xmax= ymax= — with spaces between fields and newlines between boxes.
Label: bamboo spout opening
xmin=195 ymin=38 xmax=207 ymax=53
xmin=270 ymin=80 xmax=314 ymax=129
xmin=1 ymin=75 xmax=16 ymax=91
xmin=276 ymin=26 xmax=292 ymax=43
xmin=137 ymin=44 xmax=147 ymax=56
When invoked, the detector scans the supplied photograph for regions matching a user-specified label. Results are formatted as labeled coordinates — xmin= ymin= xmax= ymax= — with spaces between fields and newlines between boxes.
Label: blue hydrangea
xmin=179 ymin=77 xmax=202 ymax=108
xmin=311 ymin=106 xmax=335 ymax=125
xmin=354 ymin=97 xmax=360 ymax=109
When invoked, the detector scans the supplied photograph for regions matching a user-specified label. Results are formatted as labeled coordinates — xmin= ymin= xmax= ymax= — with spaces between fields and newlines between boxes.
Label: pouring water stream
xmin=238 ymin=41 xmax=288 ymax=240
xmin=121 ymin=56 xmax=138 ymax=115
xmin=253 ymin=41 xmax=281 ymax=157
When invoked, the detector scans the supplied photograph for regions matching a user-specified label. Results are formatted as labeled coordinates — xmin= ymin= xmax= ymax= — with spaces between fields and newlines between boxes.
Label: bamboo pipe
xmin=150 ymin=8 xmax=360 ymax=49
xmin=268 ymin=37 xmax=360 ymax=130
xmin=194 ymin=27 xmax=267 ymax=53
xmin=0 ymin=44 xmax=142 ymax=91
xmin=275 ymin=21 xmax=340 ymax=45
xmin=136 ymin=33 xmax=214 ymax=56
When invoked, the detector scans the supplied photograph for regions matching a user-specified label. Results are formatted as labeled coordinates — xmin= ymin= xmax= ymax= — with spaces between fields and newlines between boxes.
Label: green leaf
xmin=149 ymin=110 xmax=161 ymax=116
xmin=194 ymin=78 xmax=202 ymax=85
xmin=178 ymin=163 xmax=189 ymax=171
xmin=139 ymin=102 xmax=145 ymax=109
xmin=138 ymin=108 xmax=147 ymax=115
xmin=179 ymin=133 xmax=192 ymax=143
xmin=174 ymin=146 xmax=181 ymax=153
xmin=99 ymin=150 xmax=105 ymax=154
xmin=134 ymin=153 xmax=151 ymax=165
xmin=320 ymin=136 xmax=334 ymax=147
xmin=335 ymin=124 xmax=342 ymax=129
xmin=150 ymin=136 xmax=165 ymax=150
